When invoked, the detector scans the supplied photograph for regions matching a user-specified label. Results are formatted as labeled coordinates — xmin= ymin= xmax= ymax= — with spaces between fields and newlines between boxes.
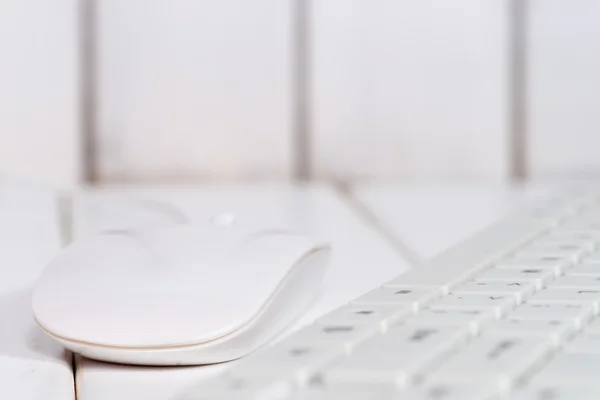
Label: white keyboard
xmin=181 ymin=189 xmax=600 ymax=400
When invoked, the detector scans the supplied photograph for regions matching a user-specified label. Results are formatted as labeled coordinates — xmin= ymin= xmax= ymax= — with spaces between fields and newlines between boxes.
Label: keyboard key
xmin=553 ymin=230 xmax=600 ymax=242
xmin=532 ymin=353 xmax=600 ymax=385
xmin=527 ymin=288 xmax=600 ymax=312
xmin=474 ymin=268 xmax=556 ymax=289
xmin=404 ymin=309 xmax=494 ymax=334
xmin=509 ymin=386 xmax=600 ymax=400
xmin=550 ymin=275 xmax=600 ymax=290
xmin=352 ymin=286 xmax=441 ymax=311
xmin=584 ymin=245 xmax=600 ymax=258
xmin=508 ymin=303 xmax=594 ymax=328
xmin=582 ymin=317 xmax=600 ymax=333
xmin=428 ymin=336 xmax=553 ymax=390
xmin=540 ymin=235 xmax=598 ymax=254
xmin=565 ymin=332 xmax=600 ymax=354
xmin=315 ymin=304 xmax=410 ymax=330
xmin=494 ymin=257 xmax=571 ymax=275
xmin=514 ymin=245 xmax=587 ymax=263
xmin=234 ymin=342 xmax=344 ymax=384
xmin=584 ymin=253 xmax=600 ymax=263
xmin=319 ymin=325 xmax=468 ymax=388
xmin=179 ymin=374 xmax=293 ymax=400
xmin=289 ymin=388 xmax=403 ymax=400
xmin=561 ymin=230 xmax=600 ymax=244
xmin=452 ymin=280 xmax=536 ymax=302
xmin=547 ymin=230 xmax=600 ymax=242
xmin=429 ymin=294 xmax=517 ymax=318
xmin=532 ymin=237 xmax=595 ymax=251
xmin=562 ymin=220 xmax=600 ymax=232
xmin=569 ymin=263 xmax=600 ymax=276
xmin=287 ymin=323 xmax=379 ymax=353
xmin=294 ymin=384 xmax=491 ymax=400
xmin=406 ymin=384 xmax=494 ymax=400
xmin=482 ymin=319 xmax=574 ymax=345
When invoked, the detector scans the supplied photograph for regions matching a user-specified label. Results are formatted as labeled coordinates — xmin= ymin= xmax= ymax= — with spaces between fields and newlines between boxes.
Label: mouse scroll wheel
xmin=209 ymin=213 xmax=236 ymax=227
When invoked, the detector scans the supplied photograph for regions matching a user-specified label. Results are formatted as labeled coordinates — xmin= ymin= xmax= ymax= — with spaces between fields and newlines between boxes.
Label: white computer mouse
xmin=31 ymin=223 xmax=331 ymax=366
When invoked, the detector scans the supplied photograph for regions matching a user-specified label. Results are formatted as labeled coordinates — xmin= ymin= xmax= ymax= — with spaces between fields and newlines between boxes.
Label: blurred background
xmin=1 ymin=0 xmax=599 ymax=188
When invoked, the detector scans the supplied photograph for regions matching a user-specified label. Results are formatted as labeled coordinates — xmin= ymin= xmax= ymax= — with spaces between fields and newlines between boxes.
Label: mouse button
xmin=42 ymin=234 xmax=150 ymax=280
xmin=31 ymin=230 xmax=275 ymax=348
xmin=118 ymin=225 xmax=247 ymax=270
xmin=138 ymin=224 xmax=250 ymax=249
xmin=32 ymin=261 xmax=253 ymax=348
xmin=31 ymin=235 xmax=156 ymax=321
xmin=226 ymin=232 xmax=328 ymax=295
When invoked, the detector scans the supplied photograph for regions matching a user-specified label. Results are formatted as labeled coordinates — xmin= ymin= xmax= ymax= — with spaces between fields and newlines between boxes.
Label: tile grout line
xmin=80 ymin=0 xmax=98 ymax=184
xmin=510 ymin=0 xmax=528 ymax=181
xmin=293 ymin=0 xmax=311 ymax=181
xmin=333 ymin=181 xmax=423 ymax=268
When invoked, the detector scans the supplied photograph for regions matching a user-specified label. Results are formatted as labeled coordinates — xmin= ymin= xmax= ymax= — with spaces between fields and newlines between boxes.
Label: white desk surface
xmin=0 ymin=184 xmax=73 ymax=400
xmin=352 ymin=184 xmax=554 ymax=262
xmin=0 ymin=182 xmax=551 ymax=400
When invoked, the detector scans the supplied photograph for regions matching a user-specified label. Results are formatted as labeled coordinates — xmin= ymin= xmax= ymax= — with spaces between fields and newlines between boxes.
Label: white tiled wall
xmin=95 ymin=0 xmax=295 ymax=182
xmin=0 ymin=0 xmax=80 ymax=188
xmin=1 ymin=1 xmax=599 ymax=184
xmin=310 ymin=0 xmax=510 ymax=182
xmin=528 ymin=0 xmax=600 ymax=180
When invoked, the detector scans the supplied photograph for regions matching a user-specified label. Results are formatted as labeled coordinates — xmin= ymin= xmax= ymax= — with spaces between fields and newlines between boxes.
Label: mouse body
xmin=32 ymin=224 xmax=330 ymax=365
